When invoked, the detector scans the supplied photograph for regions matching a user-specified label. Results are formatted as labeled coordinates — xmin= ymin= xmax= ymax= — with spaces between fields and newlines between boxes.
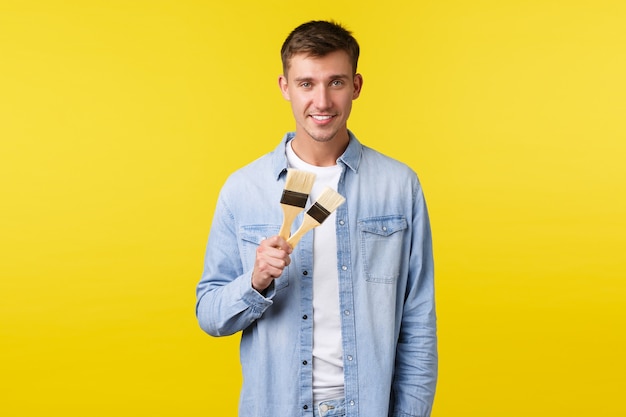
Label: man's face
xmin=279 ymin=50 xmax=362 ymax=144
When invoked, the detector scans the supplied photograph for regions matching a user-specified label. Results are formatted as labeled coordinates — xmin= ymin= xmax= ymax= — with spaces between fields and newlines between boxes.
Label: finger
xmin=257 ymin=250 xmax=289 ymax=271
xmin=258 ymin=239 xmax=292 ymax=266
xmin=262 ymin=235 xmax=293 ymax=254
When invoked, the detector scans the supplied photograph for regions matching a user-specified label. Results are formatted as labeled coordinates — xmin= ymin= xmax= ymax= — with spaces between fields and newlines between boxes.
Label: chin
xmin=306 ymin=128 xmax=339 ymax=143
xmin=311 ymin=135 xmax=335 ymax=143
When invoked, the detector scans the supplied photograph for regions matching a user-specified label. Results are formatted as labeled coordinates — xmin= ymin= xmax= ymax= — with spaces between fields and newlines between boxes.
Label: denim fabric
xmin=196 ymin=131 xmax=437 ymax=417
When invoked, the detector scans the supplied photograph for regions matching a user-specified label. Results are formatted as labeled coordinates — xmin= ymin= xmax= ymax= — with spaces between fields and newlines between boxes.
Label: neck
xmin=291 ymin=131 xmax=350 ymax=167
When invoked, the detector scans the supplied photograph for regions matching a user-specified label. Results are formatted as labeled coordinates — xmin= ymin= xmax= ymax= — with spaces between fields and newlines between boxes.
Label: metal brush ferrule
xmin=307 ymin=202 xmax=331 ymax=223
xmin=280 ymin=190 xmax=308 ymax=208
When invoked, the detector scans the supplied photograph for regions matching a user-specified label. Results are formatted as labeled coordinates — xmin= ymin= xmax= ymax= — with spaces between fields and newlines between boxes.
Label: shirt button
xmin=303 ymin=405 xmax=308 ymax=410
xmin=302 ymin=315 xmax=308 ymax=320
xmin=339 ymin=220 xmax=345 ymax=225
xmin=302 ymin=360 xmax=308 ymax=365
xmin=344 ymin=310 xmax=350 ymax=315
xmin=382 ymin=226 xmax=387 ymax=232
xmin=349 ymin=400 xmax=355 ymax=406
xmin=347 ymin=355 xmax=353 ymax=361
xmin=341 ymin=265 xmax=347 ymax=271
xmin=302 ymin=270 xmax=308 ymax=276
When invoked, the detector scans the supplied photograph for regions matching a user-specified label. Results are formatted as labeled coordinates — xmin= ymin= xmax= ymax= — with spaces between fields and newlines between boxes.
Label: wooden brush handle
xmin=286 ymin=215 xmax=320 ymax=248
xmin=279 ymin=204 xmax=303 ymax=240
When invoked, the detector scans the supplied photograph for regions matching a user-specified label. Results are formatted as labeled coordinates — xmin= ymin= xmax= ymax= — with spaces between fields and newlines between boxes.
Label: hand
xmin=251 ymin=235 xmax=292 ymax=293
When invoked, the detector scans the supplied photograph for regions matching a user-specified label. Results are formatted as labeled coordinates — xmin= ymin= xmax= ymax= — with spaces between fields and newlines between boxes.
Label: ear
xmin=352 ymin=73 xmax=363 ymax=100
xmin=278 ymin=75 xmax=290 ymax=101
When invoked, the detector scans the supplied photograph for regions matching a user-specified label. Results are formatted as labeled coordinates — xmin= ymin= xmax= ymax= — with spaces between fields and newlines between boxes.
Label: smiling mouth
xmin=311 ymin=115 xmax=334 ymax=121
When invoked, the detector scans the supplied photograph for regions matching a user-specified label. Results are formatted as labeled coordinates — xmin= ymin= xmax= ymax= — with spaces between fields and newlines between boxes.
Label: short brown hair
xmin=280 ymin=20 xmax=360 ymax=76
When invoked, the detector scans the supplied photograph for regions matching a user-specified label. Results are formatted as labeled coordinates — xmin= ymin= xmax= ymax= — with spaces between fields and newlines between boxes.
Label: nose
xmin=314 ymin=85 xmax=331 ymax=110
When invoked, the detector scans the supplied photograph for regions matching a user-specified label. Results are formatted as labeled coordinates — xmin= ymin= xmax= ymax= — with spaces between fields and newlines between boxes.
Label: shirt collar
xmin=271 ymin=130 xmax=363 ymax=181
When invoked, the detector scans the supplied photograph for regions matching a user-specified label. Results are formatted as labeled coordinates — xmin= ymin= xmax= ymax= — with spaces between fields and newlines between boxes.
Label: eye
xmin=300 ymin=82 xmax=312 ymax=88
xmin=331 ymin=80 xmax=344 ymax=87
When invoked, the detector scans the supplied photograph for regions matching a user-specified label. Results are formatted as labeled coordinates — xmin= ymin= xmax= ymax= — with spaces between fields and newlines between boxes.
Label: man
xmin=196 ymin=20 xmax=437 ymax=417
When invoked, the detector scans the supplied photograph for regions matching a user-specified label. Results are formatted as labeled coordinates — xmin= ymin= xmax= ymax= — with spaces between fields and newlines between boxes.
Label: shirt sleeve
xmin=390 ymin=181 xmax=438 ymax=417
xmin=195 ymin=191 xmax=275 ymax=337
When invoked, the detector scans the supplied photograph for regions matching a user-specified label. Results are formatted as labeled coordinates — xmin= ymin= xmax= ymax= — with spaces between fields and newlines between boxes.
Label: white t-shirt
xmin=286 ymin=142 xmax=344 ymax=403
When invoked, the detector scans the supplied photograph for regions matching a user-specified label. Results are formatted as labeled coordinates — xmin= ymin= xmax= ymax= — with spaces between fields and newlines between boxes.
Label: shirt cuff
xmin=239 ymin=272 xmax=274 ymax=313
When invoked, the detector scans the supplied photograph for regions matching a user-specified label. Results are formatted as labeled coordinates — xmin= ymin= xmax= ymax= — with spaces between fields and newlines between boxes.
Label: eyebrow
xmin=293 ymin=74 xmax=351 ymax=82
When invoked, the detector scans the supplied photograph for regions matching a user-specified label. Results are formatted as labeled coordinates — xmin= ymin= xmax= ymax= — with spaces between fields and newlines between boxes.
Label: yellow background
xmin=1 ymin=0 xmax=625 ymax=415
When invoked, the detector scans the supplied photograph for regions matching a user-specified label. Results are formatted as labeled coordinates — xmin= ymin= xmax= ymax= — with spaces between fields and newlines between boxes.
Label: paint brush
xmin=287 ymin=187 xmax=346 ymax=248
xmin=279 ymin=169 xmax=316 ymax=239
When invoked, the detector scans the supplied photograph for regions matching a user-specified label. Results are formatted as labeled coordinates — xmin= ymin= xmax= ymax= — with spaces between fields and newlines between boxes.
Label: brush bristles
xmin=284 ymin=169 xmax=316 ymax=194
xmin=313 ymin=187 xmax=346 ymax=216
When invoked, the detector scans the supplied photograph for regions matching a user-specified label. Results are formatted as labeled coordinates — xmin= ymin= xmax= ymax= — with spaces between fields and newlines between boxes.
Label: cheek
xmin=290 ymin=95 xmax=309 ymax=110
xmin=289 ymin=98 xmax=307 ymax=117
xmin=339 ymin=96 xmax=354 ymax=113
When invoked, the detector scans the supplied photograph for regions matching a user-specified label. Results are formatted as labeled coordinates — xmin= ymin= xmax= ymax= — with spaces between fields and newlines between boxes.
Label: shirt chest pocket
xmin=358 ymin=215 xmax=408 ymax=284
xmin=239 ymin=225 xmax=290 ymax=292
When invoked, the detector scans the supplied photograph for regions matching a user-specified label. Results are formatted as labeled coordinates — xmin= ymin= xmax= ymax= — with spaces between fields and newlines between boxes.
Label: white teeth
xmin=311 ymin=115 xmax=332 ymax=121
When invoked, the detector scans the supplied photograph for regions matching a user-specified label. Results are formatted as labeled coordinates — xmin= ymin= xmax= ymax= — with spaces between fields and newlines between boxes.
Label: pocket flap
xmin=240 ymin=225 xmax=280 ymax=245
xmin=358 ymin=215 xmax=407 ymax=237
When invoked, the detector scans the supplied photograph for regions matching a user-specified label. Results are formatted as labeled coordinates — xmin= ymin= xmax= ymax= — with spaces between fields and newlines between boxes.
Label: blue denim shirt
xmin=196 ymin=132 xmax=437 ymax=417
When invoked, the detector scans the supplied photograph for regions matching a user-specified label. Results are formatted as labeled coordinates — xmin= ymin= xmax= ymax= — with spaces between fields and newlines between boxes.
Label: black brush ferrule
xmin=281 ymin=190 xmax=308 ymax=208
xmin=307 ymin=202 xmax=330 ymax=224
